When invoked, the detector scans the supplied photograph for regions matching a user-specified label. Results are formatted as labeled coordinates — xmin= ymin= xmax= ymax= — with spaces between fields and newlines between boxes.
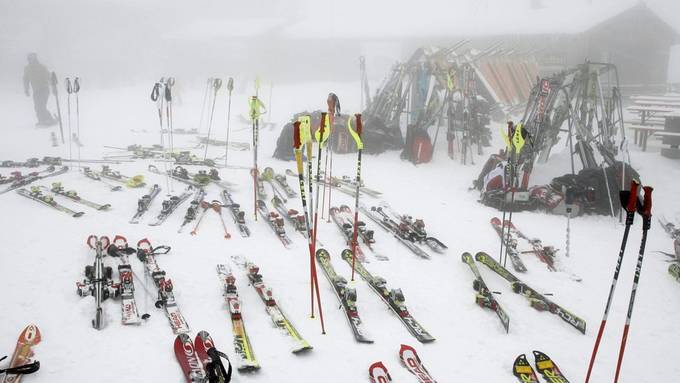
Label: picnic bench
xmin=628 ymin=124 xmax=664 ymax=151
xmin=626 ymin=105 xmax=677 ymax=124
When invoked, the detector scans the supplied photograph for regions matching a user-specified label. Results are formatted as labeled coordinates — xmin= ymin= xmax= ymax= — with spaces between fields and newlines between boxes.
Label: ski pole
xmin=348 ymin=114 xmax=363 ymax=281
xmin=204 ymin=78 xmax=222 ymax=160
xmin=73 ymin=77 xmax=81 ymax=169
xmin=190 ymin=201 xmax=210 ymax=235
xmin=498 ymin=121 xmax=514 ymax=264
xmin=197 ymin=77 xmax=211 ymax=134
xmin=150 ymin=82 xmax=163 ymax=147
xmin=66 ymin=77 xmax=73 ymax=162
xmin=613 ymin=185 xmax=652 ymax=383
xmin=224 ymin=77 xmax=234 ymax=168
xmin=584 ymin=180 xmax=639 ymax=383
xmin=50 ymin=72 xmax=65 ymax=144
xmin=312 ymin=113 xmax=328 ymax=252
xmin=326 ymin=93 xmax=340 ymax=223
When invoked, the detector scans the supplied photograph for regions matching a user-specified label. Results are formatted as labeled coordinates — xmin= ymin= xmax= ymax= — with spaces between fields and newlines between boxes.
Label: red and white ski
xmin=174 ymin=333 xmax=206 ymax=382
xmin=369 ymin=361 xmax=392 ymax=383
xmin=399 ymin=344 xmax=436 ymax=383
xmin=2 ymin=325 xmax=41 ymax=383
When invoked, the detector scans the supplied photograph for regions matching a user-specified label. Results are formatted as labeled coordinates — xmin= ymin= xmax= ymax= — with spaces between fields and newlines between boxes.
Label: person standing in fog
xmin=23 ymin=53 xmax=56 ymax=126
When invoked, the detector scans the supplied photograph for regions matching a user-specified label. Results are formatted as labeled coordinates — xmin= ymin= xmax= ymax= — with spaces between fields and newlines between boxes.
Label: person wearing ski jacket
xmin=23 ymin=53 xmax=55 ymax=126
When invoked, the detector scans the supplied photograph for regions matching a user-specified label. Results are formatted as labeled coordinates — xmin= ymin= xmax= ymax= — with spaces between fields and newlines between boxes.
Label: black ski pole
xmin=50 ymin=72 xmax=64 ymax=143
xmin=204 ymin=78 xmax=222 ymax=160
xmin=224 ymin=77 xmax=234 ymax=168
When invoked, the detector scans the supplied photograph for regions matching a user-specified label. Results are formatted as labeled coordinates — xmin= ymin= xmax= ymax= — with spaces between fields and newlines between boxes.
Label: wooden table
xmin=627 ymin=105 xmax=677 ymax=124
xmin=628 ymin=124 xmax=664 ymax=151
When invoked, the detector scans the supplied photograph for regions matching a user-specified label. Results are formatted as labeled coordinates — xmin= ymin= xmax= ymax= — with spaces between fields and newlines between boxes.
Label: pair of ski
xmin=41 ymin=182 xmax=110 ymax=210
xmin=130 ymin=184 xmax=162 ymax=223
xmin=16 ymin=187 xmax=85 ymax=217
xmin=332 ymin=174 xmax=382 ymax=197
xmin=221 ymin=189 xmax=250 ymax=237
xmin=149 ymin=185 xmax=196 ymax=226
xmin=82 ymin=166 xmax=122 ymax=191
xmin=513 ymin=351 xmax=569 ymax=383
xmin=0 ymin=166 xmax=68 ymax=195
xmin=97 ymin=165 xmax=146 ymax=188
xmin=261 ymin=167 xmax=296 ymax=202
xmin=256 ymin=199 xmax=293 ymax=247
xmin=76 ymin=235 xmax=119 ymax=329
xmin=330 ymin=205 xmax=388 ymax=262
xmin=148 ymin=164 xmax=217 ymax=189
xmin=381 ymin=204 xmax=447 ymax=252
xmin=472 ymin=252 xmax=586 ymax=334
xmin=360 ymin=205 xmax=432 ymax=259
xmin=174 ymin=331 xmax=232 ymax=383
xmin=0 ymin=165 xmax=58 ymax=186
xmin=341 ymin=249 xmax=435 ymax=343
xmin=369 ymin=344 xmax=436 ymax=383
xmin=0 ymin=325 xmax=41 ymax=383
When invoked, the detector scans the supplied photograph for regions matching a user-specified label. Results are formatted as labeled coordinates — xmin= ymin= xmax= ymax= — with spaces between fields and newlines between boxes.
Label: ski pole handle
xmin=293 ymin=121 xmax=301 ymax=149
xmin=166 ymin=77 xmax=175 ymax=87
xmin=214 ymin=78 xmax=223 ymax=91
xmin=73 ymin=77 xmax=80 ymax=93
xmin=625 ymin=180 xmax=639 ymax=213
xmin=66 ymin=77 xmax=72 ymax=94
xmin=150 ymin=83 xmax=160 ymax=101
xmin=164 ymin=82 xmax=172 ymax=102
xmin=641 ymin=186 xmax=653 ymax=230
xmin=227 ymin=77 xmax=234 ymax=92
xmin=355 ymin=114 xmax=362 ymax=136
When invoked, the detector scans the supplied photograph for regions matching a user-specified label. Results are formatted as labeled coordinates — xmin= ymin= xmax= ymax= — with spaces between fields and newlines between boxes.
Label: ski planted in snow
xmin=130 ymin=184 xmax=161 ymax=223
xmin=315 ymin=249 xmax=373 ymax=343
xmin=244 ymin=262 xmax=312 ymax=353
xmin=149 ymin=186 xmax=194 ymax=226
xmin=475 ymin=251 xmax=586 ymax=334
xmin=17 ymin=187 xmax=84 ymax=217
xmin=399 ymin=344 xmax=437 ymax=383
xmin=340 ymin=249 xmax=434 ymax=342
xmin=461 ymin=252 xmax=509 ymax=333
xmin=216 ymin=264 xmax=260 ymax=371
xmin=221 ymin=189 xmax=250 ymax=237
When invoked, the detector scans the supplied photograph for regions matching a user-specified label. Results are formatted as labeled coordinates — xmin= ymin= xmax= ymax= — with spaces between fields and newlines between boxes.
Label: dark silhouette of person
xmin=23 ymin=53 xmax=55 ymax=126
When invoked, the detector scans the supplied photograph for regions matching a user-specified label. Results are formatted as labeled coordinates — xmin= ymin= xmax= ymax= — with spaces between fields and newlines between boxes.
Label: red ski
xmin=2 ymin=325 xmax=41 ymax=383
xmin=399 ymin=344 xmax=436 ymax=383
xmin=174 ymin=333 xmax=206 ymax=382
xmin=369 ymin=361 xmax=392 ymax=383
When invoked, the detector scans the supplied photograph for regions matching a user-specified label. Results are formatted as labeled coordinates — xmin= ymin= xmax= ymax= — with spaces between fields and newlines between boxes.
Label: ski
xmin=130 ymin=184 xmax=161 ymax=224
xmin=174 ymin=333 xmax=206 ymax=382
xmin=76 ymin=235 xmax=118 ymax=329
xmin=382 ymin=205 xmax=447 ymax=253
xmin=273 ymin=170 xmax=298 ymax=198
xmin=315 ymin=249 xmax=373 ymax=343
xmin=399 ymin=344 xmax=437 ymax=383
xmin=194 ymin=331 xmax=233 ymax=382
xmin=329 ymin=206 xmax=368 ymax=263
xmin=340 ymin=249 xmax=434 ymax=342
xmin=43 ymin=182 xmax=111 ymax=210
xmin=1 ymin=325 xmax=41 ymax=383
xmin=338 ymin=205 xmax=388 ymax=261
xmin=178 ymin=188 xmax=206 ymax=233
xmin=216 ymin=264 xmax=260 ymax=371
xmin=17 ymin=187 xmax=84 ymax=217
xmin=82 ymin=166 xmax=122 ymax=191
xmin=108 ymin=235 xmax=142 ymax=325
xmin=221 ymin=189 xmax=250 ymax=237
xmin=0 ymin=165 xmax=68 ymax=195
xmin=261 ymin=167 xmax=290 ymax=202
xmin=513 ymin=354 xmax=539 ymax=383
xmin=369 ymin=361 xmax=393 ymax=383
xmin=0 ymin=166 xmax=57 ymax=185
xmin=271 ymin=195 xmax=306 ymax=235
xmin=244 ymin=262 xmax=313 ymax=353
xmin=98 ymin=165 xmax=145 ymax=188
xmin=149 ymin=186 xmax=194 ymax=226
xmin=533 ymin=350 xmax=570 ymax=383
xmin=256 ymin=199 xmax=292 ymax=247
xmin=461 ymin=252 xmax=510 ymax=333
xmin=475 ymin=251 xmax=586 ymax=334
xmin=360 ymin=205 xmax=430 ymax=259
xmin=490 ymin=217 xmax=527 ymax=272
xmin=333 ymin=175 xmax=382 ymax=197
xmin=136 ymin=239 xmax=190 ymax=334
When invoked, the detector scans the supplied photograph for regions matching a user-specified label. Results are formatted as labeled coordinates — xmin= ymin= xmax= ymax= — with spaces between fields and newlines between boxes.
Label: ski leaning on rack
xmin=360 ymin=205 xmax=430 ymax=259
xmin=216 ymin=264 xmax=260 ymax=372
xmin=475 ymin=252 xmax=586 ymax=334
xmin=108 ymin=235 xmax=143 ymax=325
xmin=194 ymin=331 xmax=233 ymax=383
xmin=17 ymin=187 xmax=84 ymax=217
xmin=221 ymin=189 xmax=250 ymax=237
xmin=369 ymin=361 xmax=393 ymax=383
xmin=256 ymin=199 xmax=292 ymax=247
xmin=244 ymin=262 xmax=312 ymax=353
xmin=1 ymin=324 xmax=41 ymax=383
xmin=399 ymin=344 xmax=437 ymax=383
xmin=0 ymin=165 xmax=68 ymax=195
xmin=149 ymin=186 xmax=194 ymax=226
xmin=130 ymin=184 xmax=161 ymax=223
xmin=43 ymin=182 xmax=110 ymax=210
xmin=315 ymin=249 xmax=373 ymax=343
xmin=490 ymin=217 xmax=527 ymax=272
xmin=461 ymin=252 xmax=509 ymax=333
xmin=136 ymin=239 xmax=190 ymax=334
xmin=340 ymin=249 xmax=434 ymax=343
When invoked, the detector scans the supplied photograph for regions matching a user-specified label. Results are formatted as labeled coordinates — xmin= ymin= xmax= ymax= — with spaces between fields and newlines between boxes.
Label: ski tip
xmin=399 ymin=343 xmax=417 ymax=357
xmin=17 ymin=324 xmax=42 ymax=345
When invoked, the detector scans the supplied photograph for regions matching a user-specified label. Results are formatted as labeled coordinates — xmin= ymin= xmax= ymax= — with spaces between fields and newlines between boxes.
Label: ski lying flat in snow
xmin=149 ymin=186 xmax=194 ymax=226
xmin=271 ymin=195 xmax=306 ymax=236
xmin=338 ymin=205 xmax=389 ymax=261
xmin=178 ymin=188 xmax=206 ymax=233
xmin=130 ymin=184 xmax=161 ymax=224
xmin=382 ymin=204 xmax=447 ymax=253
xmin=2 ymin=324 xmax=41 ymax=383
xmin=109 ymin=236 xmax=141 ymax=325
xmin=658 ymin=217 xmax=680 ymax=282
xmin=0 ymin=165 xmax=68 ymax=195
xmin=368 ymin=361 xmax=393 ymax=383
xmin=360 ymin=205 xmax=430 ymax=259
xmin=490 ymin=217 xmax=527 ymax=272
xmin=329 ymin=206 xmax=368 ymax=263
xmin=513 ymin=354 xmax=539 ymax=383
xmin=461 ymin=252 xmax=510 ymax=333
xmin=136 ymin=239 xmax=190 ymax=334
xmin=216 ymin=264 xmax=260 ymax=372
xmin=273 ymin=170 xmax=297 ymax=198
xmin=475 ymin=252 xmax=586 ymax=334
xmin=98 ymin=165 xmax=146 ymax=187
xmin=44 ymin=183 xmax=111 ymax=210
xmin=174 ymin=333 xmax=206 ymax=382
xmin=532 ymin=350 xmax=570 ymax=383
xmin=340 ymin=249 xmax=435 ymax=343
xmin=244 ymin=262 xmax=312 ymax=353
xmin=17 ymin=187 xmax=84 ymax=217
xmin=333 ymin=175 xmax=382 ymax=197
xmin=399 ymin=344 xmax=437 ymax=383
xmin=221 ymin=189 xmax=250 ymax=237
xmin=82 ymin=166 xmax=122 ymax=191
xmin=256 ymin=199 xmax=292 ymax=247
xmin=315 ymin=249 xmax=373 ymax=343
xmin=148 ymin=164 xmax=205 ymax=188
xmin=194 ymin=331 xmax=233 ymax=382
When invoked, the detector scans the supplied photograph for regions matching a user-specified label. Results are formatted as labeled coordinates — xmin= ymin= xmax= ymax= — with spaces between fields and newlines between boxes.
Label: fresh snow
xmin=0 ymin=81 xmax=679 ymax=382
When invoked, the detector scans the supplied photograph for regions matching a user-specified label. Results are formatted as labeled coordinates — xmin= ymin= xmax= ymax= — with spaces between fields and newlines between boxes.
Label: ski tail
xmin=369 ymin=361 xmax=393 ymax=383
xmin=399 ymin=344 xmax=436 ymax=383
xmin=513 ymin=354 xmax=539 ymax=382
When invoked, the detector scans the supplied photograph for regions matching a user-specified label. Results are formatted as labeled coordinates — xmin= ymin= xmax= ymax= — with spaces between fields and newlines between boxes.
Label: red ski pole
xmin=349 ymin=114 xmax=363 ymax=281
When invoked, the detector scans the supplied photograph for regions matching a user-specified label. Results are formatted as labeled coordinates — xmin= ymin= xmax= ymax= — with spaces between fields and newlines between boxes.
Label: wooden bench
xmin=628 ymin=124 xmax=665 ymax=151
xmin=627 ymin=105 xmax=679 ymax=124
xmin=655 ymin=131 xmax=680 ymax=159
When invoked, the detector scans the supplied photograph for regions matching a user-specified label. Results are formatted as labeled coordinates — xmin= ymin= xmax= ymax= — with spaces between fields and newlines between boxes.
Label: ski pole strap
xmin=0 ymin=358 xmax=40 ymax=376
xmin=66 ymin=78 xmax=72 ymax=94
xmin=150 ymin=83 xmax=160 ymax=101
xmin=347 ymin=114 xmax=363 ymax=150
xmin=213 ymin=78 xmax=222 ymax=91
xmin=227 ymin=77 xmax=234 ymax=92
xmin=73 ymin=78 xmax=80 ymax=93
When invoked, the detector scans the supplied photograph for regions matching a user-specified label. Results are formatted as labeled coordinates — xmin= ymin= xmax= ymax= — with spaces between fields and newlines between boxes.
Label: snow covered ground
xmin=0 ymin=81 xmax=679 ymax=382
